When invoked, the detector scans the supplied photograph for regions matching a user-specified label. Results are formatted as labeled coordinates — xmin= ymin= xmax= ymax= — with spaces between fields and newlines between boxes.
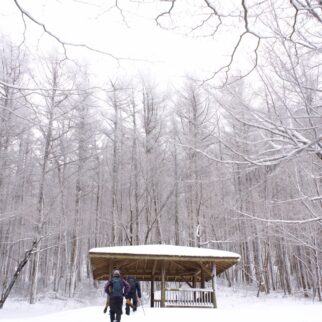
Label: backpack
xmin=110 ymin=276 xmax=123 ymax=297
xmin=127 ymin=276 xmax=136 ymax=295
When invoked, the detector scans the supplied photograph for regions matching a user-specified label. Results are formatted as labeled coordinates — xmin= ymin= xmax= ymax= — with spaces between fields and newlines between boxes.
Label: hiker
xmin=125 ymin=275 xmax=141 ymax=315
xmin=104 ymin=270 xmax=130 ymax=322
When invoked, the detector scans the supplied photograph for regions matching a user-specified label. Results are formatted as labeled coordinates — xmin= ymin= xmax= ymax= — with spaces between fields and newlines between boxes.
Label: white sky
xmin=0 ymin=0 xmax=256 ymax=85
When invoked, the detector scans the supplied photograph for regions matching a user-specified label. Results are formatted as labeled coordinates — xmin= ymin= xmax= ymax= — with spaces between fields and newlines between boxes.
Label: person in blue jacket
xmin=104 ymin=270 xmax=129 ymax=322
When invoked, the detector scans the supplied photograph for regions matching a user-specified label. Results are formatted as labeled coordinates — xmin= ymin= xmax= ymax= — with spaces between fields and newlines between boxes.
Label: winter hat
xmin=113 ymin=269 xmax=120 ymax=277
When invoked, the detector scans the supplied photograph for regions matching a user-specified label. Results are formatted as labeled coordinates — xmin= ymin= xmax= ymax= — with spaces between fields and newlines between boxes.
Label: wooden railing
xmin=153 ymin=288 xmax=215 ymax=308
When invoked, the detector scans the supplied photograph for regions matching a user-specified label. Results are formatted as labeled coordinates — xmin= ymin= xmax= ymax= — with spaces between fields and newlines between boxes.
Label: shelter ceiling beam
xmin=198 ymin=262 xmax=212 ymax=279
xmin=152 ymin=260 xmax=158 ymax=275
xmin=144 ymin=258 xmax=149 ymax=272
xmin=182 ymin=276 xmax=193 ymax=288
xmin=171 ymin=260 xmax=192 ymax=271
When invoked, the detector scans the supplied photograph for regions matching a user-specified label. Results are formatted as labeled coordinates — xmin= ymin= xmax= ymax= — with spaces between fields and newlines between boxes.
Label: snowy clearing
xmin=1 ymin=285 xmax=321 ymax=322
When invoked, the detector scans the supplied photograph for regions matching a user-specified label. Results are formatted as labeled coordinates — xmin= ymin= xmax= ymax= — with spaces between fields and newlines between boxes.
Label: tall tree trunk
xmin=69 ymin=102 xmax=87 ymax=297
xmin=110 ymin=86 xmax=120 ymax=244
xmin=173 ymin=140 xmax=180 ymax=245
xmin=29 ymin=82 xmax=56 ymax=304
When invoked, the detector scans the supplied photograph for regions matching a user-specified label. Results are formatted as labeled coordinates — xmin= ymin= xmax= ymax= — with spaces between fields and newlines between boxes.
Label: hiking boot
xmin=125 ymin=305 xmax=130 ymax=315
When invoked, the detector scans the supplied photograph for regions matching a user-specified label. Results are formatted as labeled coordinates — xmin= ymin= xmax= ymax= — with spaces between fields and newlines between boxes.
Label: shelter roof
xmin=89 ymin=244 xmax=240 ymax=282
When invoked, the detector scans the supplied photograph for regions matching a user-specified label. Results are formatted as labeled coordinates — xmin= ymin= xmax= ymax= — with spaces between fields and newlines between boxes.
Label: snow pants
xmin=109 ymin=296 xmax=123 ymax=322
xmin=125 ymin=294 xmax=138 ymax=315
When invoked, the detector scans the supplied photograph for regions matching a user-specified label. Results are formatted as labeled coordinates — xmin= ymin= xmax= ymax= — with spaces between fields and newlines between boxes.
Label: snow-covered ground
xmin=1 ymin=284 xmax=321 ymax=322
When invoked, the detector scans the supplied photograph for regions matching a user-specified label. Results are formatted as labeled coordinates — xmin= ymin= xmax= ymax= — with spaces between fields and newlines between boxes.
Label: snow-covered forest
xmin=0 ymin=0 xmax=321 ymax=308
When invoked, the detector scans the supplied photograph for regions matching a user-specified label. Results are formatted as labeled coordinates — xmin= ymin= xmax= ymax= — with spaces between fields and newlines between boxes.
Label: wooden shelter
xmin=89 ymin=244 xmax=240 ymax=308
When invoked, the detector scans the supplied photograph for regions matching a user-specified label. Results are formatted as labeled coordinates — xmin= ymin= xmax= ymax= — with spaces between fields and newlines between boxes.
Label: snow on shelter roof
xmin=89 ymin=244 xmax=240 ymax=281
xmin=89 ymin=244 xmax=240 ymax=259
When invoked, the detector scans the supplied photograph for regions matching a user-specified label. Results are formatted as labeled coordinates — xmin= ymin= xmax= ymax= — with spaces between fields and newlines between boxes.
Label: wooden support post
xmin=151 ymin=260 xmax=157 ymax=307
xmin=192 ymin=275 xmax=197 ymax=301
xmin=200 ymin=268 xmax=206 ymax=303
xmin=150 ymin=276 xmax=155 ymax=307
xmin=211 ymin=263 xmax=217 ymax=308
xmin=192 ymin=275 xmax=197 ymax=288
xmin=201 ymin=268 xmax=205 ymax=289
xmin=161 ymin=261 xmax=166 ymax=308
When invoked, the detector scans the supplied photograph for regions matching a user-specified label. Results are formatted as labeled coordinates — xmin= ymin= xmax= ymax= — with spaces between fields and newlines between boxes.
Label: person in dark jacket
xmin=105 ymin=270 xmax=130 ymax=322
xmin=125 ymin=275 xmax=141 ymax=315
